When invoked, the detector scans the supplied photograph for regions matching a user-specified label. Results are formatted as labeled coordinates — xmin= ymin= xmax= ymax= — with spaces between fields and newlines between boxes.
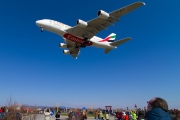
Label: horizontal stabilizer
xmin=104 ymin=37 xmax=132 ymax=54
xmin=110 ymin=37 xmax=132 ymax=46
xmin=104 ymin=48 xmax=113 ymax=54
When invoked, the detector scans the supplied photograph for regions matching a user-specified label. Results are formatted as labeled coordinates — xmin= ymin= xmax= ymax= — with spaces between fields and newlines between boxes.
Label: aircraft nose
xmin=36 ymin=20 xmax=41 ymax=26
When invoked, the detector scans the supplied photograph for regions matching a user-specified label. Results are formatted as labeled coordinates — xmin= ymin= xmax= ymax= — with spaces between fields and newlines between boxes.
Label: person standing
xmin=0 ymin=107 xmax=2 ymax=113
xmin=176 ymin=109 xmax=180 ymax=120
xmin=82 ymin=110 xmax=87 ymax=120
xmin=55 ymin=111 xmax=61 ymax=120
xmin=79 ymin=110 xmax=85 ymax=120
xmin=75 ymin=109 xmax=80 ymax=120
xmin=105 ymin=112 xmax=109 ymax=120
xmin=137 ymin=110 xmax=145 ymax=120
xmin=125 ymin=112 xmax=129 ymax=120
xmin=99 ymin=111 xmax=104 ymax=120
xmin=68 ymin=110 xmax=73 ymax=120
xmin=44 ymin=108 xmax=51 ymax=120
xmin=131 ymin=111 xmax=137 ymax=120
xmin=0 ymin=107 xmax=3 ymax=119
xmin=94 ymin=111 xmax=99 ymax=120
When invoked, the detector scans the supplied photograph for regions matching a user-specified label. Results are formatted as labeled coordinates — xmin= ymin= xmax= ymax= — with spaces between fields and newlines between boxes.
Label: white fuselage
xmin=36 ymin=19 xmax=116 ymax=49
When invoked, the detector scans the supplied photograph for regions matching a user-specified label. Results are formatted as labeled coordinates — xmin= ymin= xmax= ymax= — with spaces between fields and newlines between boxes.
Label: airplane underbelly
xmin=45 ymin=25 xmax=66 ymax=36
xmin=93 ymin=42 xmax=114 ymax=49
xmin=63 ymin=33 xmax=93 ymax=46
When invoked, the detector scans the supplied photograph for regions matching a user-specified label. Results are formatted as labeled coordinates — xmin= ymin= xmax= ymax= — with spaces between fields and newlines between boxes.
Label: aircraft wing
xmin=66 ymin=40 xmax=80 ymax=58
xmin=66 ymin=2 xmax=145 ymax=39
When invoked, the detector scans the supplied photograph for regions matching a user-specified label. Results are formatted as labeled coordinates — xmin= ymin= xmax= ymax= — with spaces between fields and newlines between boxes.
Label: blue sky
xmin=0 ymin=0 xmax=180 ymax=109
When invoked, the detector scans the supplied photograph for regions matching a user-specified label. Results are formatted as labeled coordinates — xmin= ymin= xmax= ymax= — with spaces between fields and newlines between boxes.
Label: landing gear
xmin=75 ymin=46 xmax=79 ymax=49
xmin=80 ymin=37 xmax=89 ymax=48
xmin=40 ymin=27 xmax=43 ymax=32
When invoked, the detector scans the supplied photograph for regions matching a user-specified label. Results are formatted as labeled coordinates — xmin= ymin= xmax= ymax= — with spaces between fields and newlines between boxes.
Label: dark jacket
xmin=146 ymin=108 xmax=172 ymax=120
xmin=55 ymin=112 xmax=60 ymax=118
xmin=137 ymin=111 xmax=145 ymax=120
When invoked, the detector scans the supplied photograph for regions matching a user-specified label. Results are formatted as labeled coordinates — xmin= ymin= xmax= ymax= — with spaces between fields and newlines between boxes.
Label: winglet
xmin=143 ymin=2 xmax=146 ymax=6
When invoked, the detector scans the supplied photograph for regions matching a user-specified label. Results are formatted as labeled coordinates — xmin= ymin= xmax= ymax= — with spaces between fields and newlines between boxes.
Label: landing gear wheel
xmin=41 ymin=27 xmax=44 ymax=32
xmin=81 ymin=37 xmax=89 ymax=48
xmin=75 ymin=46 xmax=79 ymax=49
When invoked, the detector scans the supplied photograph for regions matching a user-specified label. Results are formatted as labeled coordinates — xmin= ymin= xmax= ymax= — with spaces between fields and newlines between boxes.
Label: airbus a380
xmin=36 ymin=2 xmax=145 ymax=58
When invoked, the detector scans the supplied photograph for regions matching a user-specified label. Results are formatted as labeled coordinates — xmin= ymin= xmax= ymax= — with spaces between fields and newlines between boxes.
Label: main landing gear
xmin=80 ymin=37 xmax=89 ymax=48
xmin=75 ymin=46 xmax=79 ymax=49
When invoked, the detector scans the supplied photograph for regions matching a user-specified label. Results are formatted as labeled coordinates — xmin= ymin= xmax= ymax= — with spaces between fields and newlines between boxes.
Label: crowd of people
xmin=0 ymin=106 xmax=8 ymax=113
xmin=64 ymin=97 xmax=179 ymax=120
xmin=92 ymin=97 xmax=180 ymax=120
xmin=94 ymin=110 xmax=111 ymax=120
xmin=67 ymin=110 xmax=87 ymax=120
xmin=0 ymin=106 xmax=8 ymax=119
xmin=44 ymin=97 xmax=178 ymax=120
xmin=43 ymin=108 xmax=88 ymax=120
xmin=1 ymin=97 xmax=180 ymax=120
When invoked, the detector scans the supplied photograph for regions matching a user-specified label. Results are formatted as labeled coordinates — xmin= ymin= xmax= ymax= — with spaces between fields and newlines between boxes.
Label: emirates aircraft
xmin=36 ymin=2 xmax=145 ymax=58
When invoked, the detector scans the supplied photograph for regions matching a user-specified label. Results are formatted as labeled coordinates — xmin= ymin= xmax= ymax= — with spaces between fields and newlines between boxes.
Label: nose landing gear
xmin=40 ymin=27 xmax=44 ymax=32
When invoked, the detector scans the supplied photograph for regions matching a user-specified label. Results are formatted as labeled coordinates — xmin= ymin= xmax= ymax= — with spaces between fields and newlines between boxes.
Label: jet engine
xmin=59 ymin=43 xmax=67 ymax=48
xmin=63 ymin=50 xmax=70 ymax=54
xmin=98 ymin=10 xmax=110 ymax=19
xmin=76 ymin=19 xmax=88 ymax=28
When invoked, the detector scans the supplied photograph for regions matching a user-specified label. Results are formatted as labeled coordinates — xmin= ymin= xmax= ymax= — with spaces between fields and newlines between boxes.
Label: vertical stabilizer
xmin=99 ymin=33 xmax=116 ymax=42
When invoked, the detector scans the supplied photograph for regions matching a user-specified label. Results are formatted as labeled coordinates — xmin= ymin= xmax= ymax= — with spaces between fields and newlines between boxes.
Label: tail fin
xmin=99 ymin=33 xmax=116 ymax=42
xmin=104 ymin=37 xmax=132 ymax=54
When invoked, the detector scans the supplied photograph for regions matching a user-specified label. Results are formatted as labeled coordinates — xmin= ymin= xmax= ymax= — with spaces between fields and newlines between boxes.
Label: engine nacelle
xmin=76 ymin=19 xmax=88 ymax=28
xmin=63 ymin=50 xmax=70 ymax=54
xmin=59 ymin=43 xmax=67 ymax=48
xmin=98 ymin=10 xmax=109 ymax=19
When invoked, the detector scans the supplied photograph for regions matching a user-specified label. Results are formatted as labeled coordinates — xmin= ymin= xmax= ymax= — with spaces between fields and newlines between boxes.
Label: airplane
xmin=36 ymin=1 xmax=145 ymax=58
